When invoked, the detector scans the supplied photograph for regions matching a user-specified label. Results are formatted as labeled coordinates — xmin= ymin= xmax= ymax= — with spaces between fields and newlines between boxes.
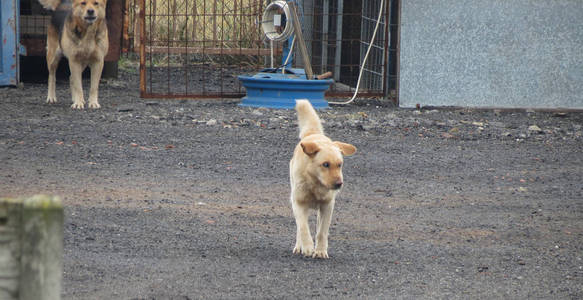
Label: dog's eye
xmin=322 ymin=162 xmax=330 ymax=168
xmin=338 ymin=163 xmax=342 ymax=168
xmin=94 ymin=2 xmax=99 ymax=5
xmin=81 ymin=1 xmax=86 ymax=5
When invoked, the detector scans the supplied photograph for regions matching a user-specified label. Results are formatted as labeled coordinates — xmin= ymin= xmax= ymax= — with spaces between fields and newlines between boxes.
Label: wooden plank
xmin=146 ymin=46 xmax=280 ymax=56
xmin=104 ymin=0 xmax=123 ymax=61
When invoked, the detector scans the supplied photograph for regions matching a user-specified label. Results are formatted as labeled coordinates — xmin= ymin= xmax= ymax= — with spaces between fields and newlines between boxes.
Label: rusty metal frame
xmin=139 ymin=0 xmax=146 ymax=97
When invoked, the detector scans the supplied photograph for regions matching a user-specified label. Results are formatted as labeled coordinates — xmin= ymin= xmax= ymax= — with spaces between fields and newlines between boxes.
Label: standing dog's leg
xmin=292 ymin=201 xmax=314 ymax=257
xmin=314 ymin=201 xmax=334 ymax=258
xmin=46 ymin=26 xmax=60 ymax=104
xmin=68 ymin=62 xmax=85 ymax=109
xmin=87 ymin=60 xmax=104 ymax=109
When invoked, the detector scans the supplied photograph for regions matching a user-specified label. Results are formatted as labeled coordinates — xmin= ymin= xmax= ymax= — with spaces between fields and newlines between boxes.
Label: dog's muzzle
xmin=85 ymin=9 xmax=96 ymax=23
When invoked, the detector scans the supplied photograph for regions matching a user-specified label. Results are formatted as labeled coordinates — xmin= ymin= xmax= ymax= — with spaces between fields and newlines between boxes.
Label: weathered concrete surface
xmin=399 ymin=0 xmax=583 ymax=109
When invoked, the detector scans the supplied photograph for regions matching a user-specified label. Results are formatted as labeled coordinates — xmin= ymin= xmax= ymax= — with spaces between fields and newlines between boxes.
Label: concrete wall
xmin=399 ymin=0 xmax=583 ymax=108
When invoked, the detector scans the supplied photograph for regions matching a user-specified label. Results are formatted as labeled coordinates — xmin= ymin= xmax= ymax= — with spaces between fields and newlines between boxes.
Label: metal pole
xmin=334 ymin=0 xmax=343 ymax=81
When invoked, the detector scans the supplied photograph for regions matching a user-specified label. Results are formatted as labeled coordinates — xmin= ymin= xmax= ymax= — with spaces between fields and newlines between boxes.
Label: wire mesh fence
xmin=19 ymin=0 xmax=51 ymax=56
xmin=133 ymin=0 xmax=397 ymax=100
xmin=139 ymin=0 xmax=274 ymax=98
xmin=303 ymin=0 xmax=390 ymax=96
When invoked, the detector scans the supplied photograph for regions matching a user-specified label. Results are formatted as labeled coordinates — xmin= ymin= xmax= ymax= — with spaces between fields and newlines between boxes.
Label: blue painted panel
xmin=0 ymin=0 xmax=19 ymax=86
xmin=399 ymin=0 xmax=583 ymax=109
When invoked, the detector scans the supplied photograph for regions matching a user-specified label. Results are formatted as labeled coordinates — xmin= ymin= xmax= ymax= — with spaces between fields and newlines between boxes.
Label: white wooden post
xmin=0 ymin=195 xmax=63 ymax=300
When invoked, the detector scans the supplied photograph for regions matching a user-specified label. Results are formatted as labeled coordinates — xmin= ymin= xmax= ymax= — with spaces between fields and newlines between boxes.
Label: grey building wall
xmin=399 ymin=0 xmax=583 ymax=108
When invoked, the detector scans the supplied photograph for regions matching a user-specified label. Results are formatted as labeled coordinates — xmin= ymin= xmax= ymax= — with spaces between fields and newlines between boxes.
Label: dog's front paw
xmin=46 ymin=96 xmax=57 ymax=104
xmin=71 ymin=102 xmax=85 ymax=109
xmin=88 ymin=101 xmax=101 ymax=109
xmin=293 ymin=245 xmax=301 ymax=255
xmin=293 ymin=245 xmax=314 ymax=257
xmin=301 ymin=246 xmax=314 ymax=257
xmin=312 ymin=249 xmax=329 ymax=259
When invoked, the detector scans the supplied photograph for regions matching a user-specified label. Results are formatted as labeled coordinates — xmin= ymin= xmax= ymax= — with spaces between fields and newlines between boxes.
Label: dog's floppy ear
xmin=301 ymin=142 xmax=320 ymax=157
xmin=334 ymin=142 xmax=357 ymax=156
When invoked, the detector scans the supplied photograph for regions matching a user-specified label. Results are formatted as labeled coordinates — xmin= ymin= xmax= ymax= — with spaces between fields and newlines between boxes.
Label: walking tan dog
xmin=290 ymin=100 xmax=356 ymax=258
xmin=39 ymin=0 xmax=109 ymax=109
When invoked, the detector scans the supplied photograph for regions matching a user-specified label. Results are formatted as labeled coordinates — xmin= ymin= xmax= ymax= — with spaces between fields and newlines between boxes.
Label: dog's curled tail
xmin=38 ymin=0 xmax=61 ymax=10
xmin=295 ymin=99 xmax=324 ymax=139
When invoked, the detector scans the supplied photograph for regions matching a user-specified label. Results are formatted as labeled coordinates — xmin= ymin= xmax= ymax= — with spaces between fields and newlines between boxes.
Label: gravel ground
xmin=1 ymin=68 xmax=582 ymax=299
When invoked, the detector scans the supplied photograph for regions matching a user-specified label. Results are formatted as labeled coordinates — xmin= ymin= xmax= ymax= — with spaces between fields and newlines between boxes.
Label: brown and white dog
xmin=289 ymin=100 xmax=357 ymax=258
xmin=39 ymin=0 xmax=108 ymax=109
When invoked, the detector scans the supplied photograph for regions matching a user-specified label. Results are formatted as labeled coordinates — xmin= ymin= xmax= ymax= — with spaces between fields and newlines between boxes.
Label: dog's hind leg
xmin=292 ymin=201 xmax=314 ymax=257
xmin=314 ymin=201 xmax=334 ymax=259
xmin=46 ymin=27 xmax=60 ymax=104
xmin=87 ymin=60 xmax=103 ymax=109
xmin=68 ymin=62 xmax=86 ymax=109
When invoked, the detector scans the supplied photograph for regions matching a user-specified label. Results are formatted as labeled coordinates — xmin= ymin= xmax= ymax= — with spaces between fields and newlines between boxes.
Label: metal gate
xmin=137 ymin=0 xmax=398 ymax=100
xmin=0 ymin=0 xmax=20 ymax=86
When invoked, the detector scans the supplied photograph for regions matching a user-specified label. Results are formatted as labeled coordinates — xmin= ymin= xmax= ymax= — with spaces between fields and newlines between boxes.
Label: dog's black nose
xmin=87 ymin=9 xmax=95 ymax=15
xmin=333 ymin=182 xmax=343 ymax=189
